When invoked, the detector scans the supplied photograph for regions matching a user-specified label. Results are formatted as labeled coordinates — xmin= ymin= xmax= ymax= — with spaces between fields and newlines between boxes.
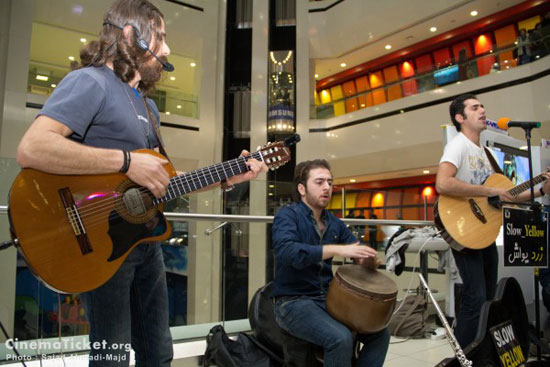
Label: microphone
xmin=497 ymin=117 xmax=541 ymax=130
xmin=136 ymin=39 xmax=175 ymax=72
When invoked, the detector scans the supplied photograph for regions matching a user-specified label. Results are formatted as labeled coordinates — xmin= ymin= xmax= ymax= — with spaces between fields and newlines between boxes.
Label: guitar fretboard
xmin=508 ymin=173 xmax=546 ymax=197
xmin=152 ymin=151 xmax=263 ymax=205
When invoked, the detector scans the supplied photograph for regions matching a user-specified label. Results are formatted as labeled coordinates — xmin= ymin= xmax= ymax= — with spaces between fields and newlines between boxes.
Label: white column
xmin=0 ymin=0 xmax=34 ymax=342
xmin=248 ymin=0 xmax=269 ymax=303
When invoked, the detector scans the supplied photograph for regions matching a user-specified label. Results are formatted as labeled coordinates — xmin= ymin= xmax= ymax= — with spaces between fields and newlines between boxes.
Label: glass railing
xmin=312 ymin=35 xmax=550 ymax=119
xmin=0 ymin=166 xmax=440 ymax=361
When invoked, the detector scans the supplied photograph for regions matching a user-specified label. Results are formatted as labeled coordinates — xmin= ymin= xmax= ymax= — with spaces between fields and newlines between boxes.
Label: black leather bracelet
xmin=540 ymin=187 xmax=546 ymax=197
xmin=119 ymin=150 xmax=130 ymax=174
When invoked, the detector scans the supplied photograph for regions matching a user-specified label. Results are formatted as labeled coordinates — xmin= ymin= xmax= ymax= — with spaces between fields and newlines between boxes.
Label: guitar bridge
xmin=59 ymin=187 xmax=93 ymax=255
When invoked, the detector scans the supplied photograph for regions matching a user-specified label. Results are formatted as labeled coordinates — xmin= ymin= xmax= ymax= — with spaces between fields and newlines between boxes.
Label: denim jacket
xmin=270 ymin=201 xmax=356 ymax=298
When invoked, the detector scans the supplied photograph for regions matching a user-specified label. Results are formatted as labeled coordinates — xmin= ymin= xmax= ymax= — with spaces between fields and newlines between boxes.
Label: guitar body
xmin=8 ymin=149 xmax=176 ymax=294
xmin=434 ymin=173 xmax=515 ymax=251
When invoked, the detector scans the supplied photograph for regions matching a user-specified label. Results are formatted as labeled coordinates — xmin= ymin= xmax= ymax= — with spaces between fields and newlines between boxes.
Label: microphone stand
xmin=522 ymin=124 xmax=543 ymax=361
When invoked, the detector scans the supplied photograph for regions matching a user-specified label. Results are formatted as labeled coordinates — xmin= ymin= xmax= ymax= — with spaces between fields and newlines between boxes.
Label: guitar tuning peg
xmin=256 ymin=146 xmax=261 ymax=151
xmin=274 ymin=147 xmax=278 ymax=152
xmin=266 ymin=158 xmax=271 ymax=164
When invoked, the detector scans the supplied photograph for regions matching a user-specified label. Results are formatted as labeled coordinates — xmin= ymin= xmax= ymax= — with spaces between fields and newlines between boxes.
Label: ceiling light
xmin=315 ymin=74 xmax=319 ymax=79
xmin=51 ymin=83 xmax=57 ymax=88
xmin=385 ymin=45 xmax=392 ymax=50
xmin=170 ymin=76 xmax=176 ymax=81
xmin=176 ymin=105 xmax=182 ymax=109
xmin=36 ymin=75 xmax=48 ymax=81
xmin=190 ymin=62 xmax=196 ymax=67
xmin=350 ymin=179 xmax=356 ymax=183
xmin=165 ymin=111 xmax=171 ymax=115
xmin=470 ymin=10 xmax=478 ymax=16
xmin=520 ymin=146 xmax=528 ymax=150
xmin=340 ymin=63 xmax=347 ymax=68
xmin=68 ymin=56 xmax=75 ymax=61
xmin=423 ymin=170 xmax=430 ymax=174
xmin=430 ymin=27 xmax=437 ymax=32
xmin=80 ymin=38 xmax=86 ymax=43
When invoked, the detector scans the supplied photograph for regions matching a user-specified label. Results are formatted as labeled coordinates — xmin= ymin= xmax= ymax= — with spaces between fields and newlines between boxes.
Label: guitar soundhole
xmin=114 ymin=179 xmax=156 ymax=224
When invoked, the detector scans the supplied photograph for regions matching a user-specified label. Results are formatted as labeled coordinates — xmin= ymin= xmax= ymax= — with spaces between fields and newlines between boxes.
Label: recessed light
xmin=190 ymin=62 xmax=196 ymax=67
xmin=68 ymin=56 xmax=75 ymax=61
xmin=385 ymin=45 xmax=392 ymax=50
xmin=423 ymin=170 xmax=430 ymax=174
xmin=340 ymin=63 xmax=347 ymax=67
xmin=430 ymin=27 xmax=437 ymax=32
xmin=470 ymin=10 xmax=478 ymax=16
xmin=165 ymin=111 xmax=171 ymax=115
xmin=170 ymin=76 xmax=176 ymax=81
xmin=36 ymin=75 xmax=48 ymax=81
xmin=51 ymin=83 xmax=57 ymax=88
xmin=176 ymin=105 xmax=182 ymax=109
xmin=315 ymin=74 xmax=319 ymax=79
xmin=80 ymin=38 xmax=86 ymax=43
xmin=350 ymin=179 xmax=356 ymax=183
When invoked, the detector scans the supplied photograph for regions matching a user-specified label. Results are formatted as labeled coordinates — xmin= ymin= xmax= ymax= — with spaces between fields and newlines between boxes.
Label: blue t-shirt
xmin=39 ymin=65 xmax=160 ymax=150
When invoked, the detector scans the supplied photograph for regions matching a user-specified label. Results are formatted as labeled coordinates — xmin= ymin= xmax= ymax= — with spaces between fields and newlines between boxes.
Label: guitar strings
xmin=76 ymin=154 xmax=255 ymax=218
xmin=69 ymin=154 xmax=262 ymax=230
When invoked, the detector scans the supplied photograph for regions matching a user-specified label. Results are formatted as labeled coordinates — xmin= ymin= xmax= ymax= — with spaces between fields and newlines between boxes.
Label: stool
xmin=248 ymin=282 xmax=357 ymax=366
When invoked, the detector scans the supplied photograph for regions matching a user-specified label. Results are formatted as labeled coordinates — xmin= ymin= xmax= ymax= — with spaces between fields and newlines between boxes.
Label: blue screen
xmin=490 ymin=146 xmax=530 ymax=185
xmin=433 ymin=65 xmax=459 ymax=86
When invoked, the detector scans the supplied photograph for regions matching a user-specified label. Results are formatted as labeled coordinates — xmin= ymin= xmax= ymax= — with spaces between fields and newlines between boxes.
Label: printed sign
xmin=503 ymin=206 xmax=548 ymax=268
xmin=490 ymin=321 xmax=525 ymax=367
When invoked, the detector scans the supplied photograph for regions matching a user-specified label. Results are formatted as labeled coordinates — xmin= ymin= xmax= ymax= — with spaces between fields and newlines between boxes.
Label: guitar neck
xmin=508 ymin=173 xmax=546 ymax=197
xmin=152 ymin=151 xmax=263 ymax=205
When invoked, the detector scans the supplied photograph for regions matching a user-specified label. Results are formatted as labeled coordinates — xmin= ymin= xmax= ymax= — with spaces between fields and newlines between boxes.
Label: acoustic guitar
xmin=8 ymin=135 xmax=298 ymax=293
xmin=434 ymin=172 xmax=546 ymax=251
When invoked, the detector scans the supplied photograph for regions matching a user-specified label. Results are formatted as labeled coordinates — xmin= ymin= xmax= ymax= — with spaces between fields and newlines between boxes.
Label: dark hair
xmin=292 ymin=159 xmax=331 ymax=202
xmin=80 ymin=0 xmax=165 ymax=93
xmin=449 ymin=93 xmax=477 ymax=131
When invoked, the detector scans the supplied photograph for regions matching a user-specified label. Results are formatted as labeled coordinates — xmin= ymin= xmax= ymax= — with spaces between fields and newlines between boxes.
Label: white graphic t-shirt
xmin=440 ymin=132 xmax=496 ymax=185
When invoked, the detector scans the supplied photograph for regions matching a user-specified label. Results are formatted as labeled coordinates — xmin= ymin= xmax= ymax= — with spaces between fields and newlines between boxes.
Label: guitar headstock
xmin=257 ymin=135 xmax=299 ymax=170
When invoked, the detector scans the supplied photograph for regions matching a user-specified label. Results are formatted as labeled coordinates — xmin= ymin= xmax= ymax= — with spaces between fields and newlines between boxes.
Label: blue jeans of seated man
xmin=451 ymin=243 xmax=498 ymax=349
xmin=81 ymin=243 xmax=173 ymax=367
xmin=273 ymin=295 xmax=390 ymax=367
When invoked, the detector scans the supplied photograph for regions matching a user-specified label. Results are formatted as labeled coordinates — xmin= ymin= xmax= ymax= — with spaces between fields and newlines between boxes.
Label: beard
xmin=137 ymin=54 xmax=167 ymax=93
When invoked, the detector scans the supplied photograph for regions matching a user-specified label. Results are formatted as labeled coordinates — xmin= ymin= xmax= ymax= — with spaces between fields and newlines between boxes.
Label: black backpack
xmin=202 ymin=325 xmax=284 ymax=367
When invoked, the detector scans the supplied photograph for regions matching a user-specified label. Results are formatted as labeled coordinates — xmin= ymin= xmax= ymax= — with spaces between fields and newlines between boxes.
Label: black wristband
xmin=119 ymin=150 xmax=130 ymax=174
xmin=540 ymin=187 xmax=546 ymax=197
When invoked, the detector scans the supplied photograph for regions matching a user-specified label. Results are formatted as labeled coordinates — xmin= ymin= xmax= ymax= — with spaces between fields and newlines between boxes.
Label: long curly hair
xmin=80 ymin=0 xmax=165 ymax=93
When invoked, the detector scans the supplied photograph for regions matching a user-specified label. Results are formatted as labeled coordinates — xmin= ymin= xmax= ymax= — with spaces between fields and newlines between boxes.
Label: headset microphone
xmin=136 ymin=38 xmax=175 ymax=72
xmin=104 ymin=22 xmax=175 ymax=72
xmin=497 ymin=117 xmax=541 ymax=130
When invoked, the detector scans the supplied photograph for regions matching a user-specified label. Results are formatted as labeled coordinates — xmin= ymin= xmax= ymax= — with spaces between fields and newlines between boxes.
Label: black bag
xmin=387 ymin=291 xmax=427 ymax=338
xmin=202 ymin=325 xmax=283 ymax=367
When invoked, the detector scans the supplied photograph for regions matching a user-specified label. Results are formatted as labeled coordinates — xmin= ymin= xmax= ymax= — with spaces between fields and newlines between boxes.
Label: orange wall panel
xmin=355 ymin=76 xmax=370 ymax=92
xmin=345 ymin=97 xmax=359 ymax=113
xmin=372 ymin=89 xmax=386 ymax=105
xmin=358 ymin=93 xmax=373 ymax=108
xmin=494 ymin=25 xmax=517 ymax=48
xmin=387 ymin=85 xmax=402 ymax=101
xmin=402 ymin=80 xmax=418 ymax=96
xmin=342 ymin=80 xmax=357 ymax=97
xmin=400 ymin=61 xmax=415 ymax=78
xmin=415 ymin=54 xmax=433 ymax=74
xmin=452 ymin=41 xmax=473 ymax=60
xmin=474 ymin=34 xmax=496 ymax=76
xmin=433 ymin=48 xmax=452 ymax=68
xmin=383 ymin=66 xmax=399 ymax=83
xmin=369 ymin=71 xmax=384 ymax=88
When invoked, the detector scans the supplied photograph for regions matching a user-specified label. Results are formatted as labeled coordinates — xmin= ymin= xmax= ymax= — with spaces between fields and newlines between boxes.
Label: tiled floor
xmin=171 ymin=335 xmax=457 ymax=367
xmin=385 ymin=336 xmax=455 ymax=366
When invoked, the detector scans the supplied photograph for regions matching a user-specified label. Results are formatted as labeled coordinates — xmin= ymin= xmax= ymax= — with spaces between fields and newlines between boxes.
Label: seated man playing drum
xmin=271 ymin=159 xmax=390 ymax=367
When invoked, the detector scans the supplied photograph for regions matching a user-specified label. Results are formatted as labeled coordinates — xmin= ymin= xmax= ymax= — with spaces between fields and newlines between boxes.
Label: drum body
xmin=326 ymin=264 xmax=397 ymax=333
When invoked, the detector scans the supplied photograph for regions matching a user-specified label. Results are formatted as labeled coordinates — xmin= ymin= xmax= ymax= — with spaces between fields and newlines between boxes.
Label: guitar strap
xmin=484 ymin=147 xmax=504 ymax=175
xmin=143 ymin=97 xmax=171 ymax=162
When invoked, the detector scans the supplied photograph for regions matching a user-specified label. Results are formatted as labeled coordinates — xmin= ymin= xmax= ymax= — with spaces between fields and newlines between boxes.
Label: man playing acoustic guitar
xmin=435 ymin=93 xmax=550 ymax=348
xmin=15 ymin=0 xmax=266 ymax=365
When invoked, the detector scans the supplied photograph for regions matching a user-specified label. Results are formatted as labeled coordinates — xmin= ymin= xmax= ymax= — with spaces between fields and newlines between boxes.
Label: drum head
xmin=335 ymin=264 xmax=397 ymax=300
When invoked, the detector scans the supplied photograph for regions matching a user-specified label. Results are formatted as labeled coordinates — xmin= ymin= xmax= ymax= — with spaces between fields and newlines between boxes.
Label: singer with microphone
xmin=435 ymin=94 xmax=550 ymax=349
xmin=15 ymin=1 xmax=267 ymax=366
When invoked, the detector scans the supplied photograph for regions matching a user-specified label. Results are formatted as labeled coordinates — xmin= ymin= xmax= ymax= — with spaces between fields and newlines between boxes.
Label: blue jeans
xmin=273 ymin=295 xmax=390 ymax=367
xmin=81 ymin=243 xmax=173 ymax=367
xmin=451 ymin=244 xmax=498 ymax=348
